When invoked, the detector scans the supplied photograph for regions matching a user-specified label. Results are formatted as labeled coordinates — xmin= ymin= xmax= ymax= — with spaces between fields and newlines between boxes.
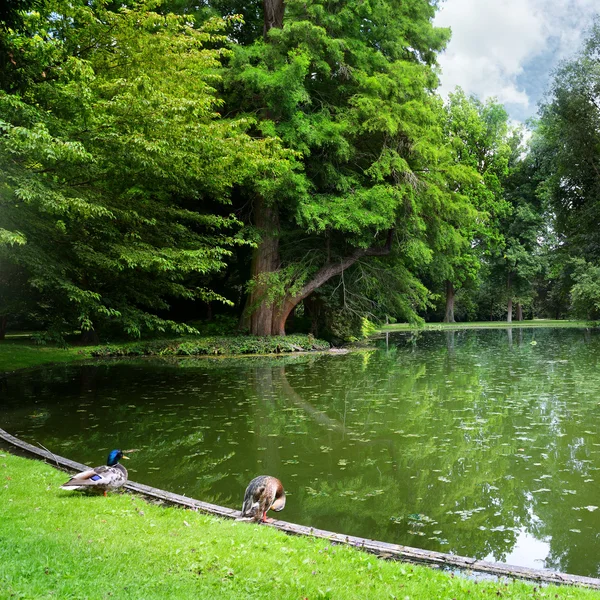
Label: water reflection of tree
xmin=271 ymin=330 xmax=600 ymax=574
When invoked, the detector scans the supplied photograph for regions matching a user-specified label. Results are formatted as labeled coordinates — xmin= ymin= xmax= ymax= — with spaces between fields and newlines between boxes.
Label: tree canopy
xmin=2 ymin=1 xmax=600 ymax=341
xmin=0 ymin=0 xmax=291 ymax=339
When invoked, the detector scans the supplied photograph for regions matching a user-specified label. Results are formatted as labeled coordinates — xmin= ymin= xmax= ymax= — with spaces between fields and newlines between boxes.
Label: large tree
xmin=223 ymin=0 xmax=489 ymax=335
xmin=486 ymin=134 xmax=544 ymax=322
xmin=0 ymin=1 xmax=288 ymax=339
xmin=432 ymin=89 xmax=512 ymax=323
xmin=535 ymin=21 xmax=600 ymax=319
xmin=537 ymin=22 xmax=600 ymax=261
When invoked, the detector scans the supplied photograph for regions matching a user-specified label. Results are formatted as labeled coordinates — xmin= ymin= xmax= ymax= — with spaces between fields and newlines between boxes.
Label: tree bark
xmin=263 ymin=0 xmax=285 ymax=37
xmin=506 ymin=273 xmax=513 ymax=323
xmin=516 ymin=302 xmax=523 ymax=321
xmin=245 ymin=197 xmax=281 ymax=336
xmin=443 ymin=280 xmax=455 ymax=323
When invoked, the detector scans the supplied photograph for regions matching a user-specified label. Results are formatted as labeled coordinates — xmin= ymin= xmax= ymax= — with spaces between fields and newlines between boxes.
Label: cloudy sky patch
xmin=434 ymin=0 xmax=598 ymax=121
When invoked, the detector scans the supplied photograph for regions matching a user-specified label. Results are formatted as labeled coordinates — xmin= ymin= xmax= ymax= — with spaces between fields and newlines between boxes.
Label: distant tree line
xmin=1 ymin=0 xmax=599 ymax=342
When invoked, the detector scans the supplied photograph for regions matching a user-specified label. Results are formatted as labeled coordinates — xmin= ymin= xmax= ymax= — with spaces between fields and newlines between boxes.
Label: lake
xmin=2 ymin=327 xmax=600 ymax=577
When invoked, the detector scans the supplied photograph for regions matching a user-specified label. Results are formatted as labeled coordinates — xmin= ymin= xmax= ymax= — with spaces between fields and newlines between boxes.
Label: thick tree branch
xmin=295 ymin=229 xmax=394 ymax=304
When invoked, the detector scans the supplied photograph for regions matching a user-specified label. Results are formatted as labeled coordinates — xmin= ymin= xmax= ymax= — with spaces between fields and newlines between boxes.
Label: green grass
xmin=0 ymin=339 xmax=95 ymax=373
xmin=2 ymin=453 xmax=600 ymax=599
xmin=380 ymin=319 xmax=595 ymax=332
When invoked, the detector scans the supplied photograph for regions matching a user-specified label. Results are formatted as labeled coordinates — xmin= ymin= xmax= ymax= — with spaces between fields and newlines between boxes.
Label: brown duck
xmin=240 ymin=476 xmax=286 ymax=523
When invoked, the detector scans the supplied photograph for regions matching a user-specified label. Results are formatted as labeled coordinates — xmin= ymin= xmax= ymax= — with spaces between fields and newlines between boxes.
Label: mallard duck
xmin=60 ymin=449 xmax=130 ymax=496
xmin=240 ymin=475 xmax=286 ymax=523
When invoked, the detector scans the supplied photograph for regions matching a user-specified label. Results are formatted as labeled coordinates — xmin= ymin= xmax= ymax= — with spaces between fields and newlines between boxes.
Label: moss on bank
xmin=90 ymin=334 xmax=329 ymax=358
xmin=2 ymin=453 xmax=599 ymax=599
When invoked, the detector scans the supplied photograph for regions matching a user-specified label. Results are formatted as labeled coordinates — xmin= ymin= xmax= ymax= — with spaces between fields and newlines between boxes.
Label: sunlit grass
xmin=380 ymin=320 xmax=594 ymax=331
xmin=2 ymin=453 xmax=600 ymax=599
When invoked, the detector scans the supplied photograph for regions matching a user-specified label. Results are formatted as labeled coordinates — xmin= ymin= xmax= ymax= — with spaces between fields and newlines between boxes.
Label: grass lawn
xmin=2 ymin=453 xmax=600 ymax=600
xmin=380 ymin=320 xmax=594 ymax=332
xmin=0 ymin=338 xmax=95 ymax=373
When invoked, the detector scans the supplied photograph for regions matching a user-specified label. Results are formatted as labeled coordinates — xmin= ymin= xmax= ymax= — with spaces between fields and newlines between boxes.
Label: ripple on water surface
xmin=3 ymin=327 xmax=600 ymax=577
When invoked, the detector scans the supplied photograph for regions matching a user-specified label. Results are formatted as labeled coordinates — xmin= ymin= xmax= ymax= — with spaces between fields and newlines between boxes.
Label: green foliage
xmin=537 ymin=21 xmax=600 ymax=261
xmin=187 ymin=315 xmax=240 ymax=336
xmin=0 ymin=0 xmax=292 ymax=338
xmin=423 ymin=89 xmax=515 ymax=320
xmin=91 ymin=334 xmax=329 ymax=357
xmin=570 ymin=259 xmax=600 ymax=320
xmin=532 ymin=21 xmax=600 ymax=321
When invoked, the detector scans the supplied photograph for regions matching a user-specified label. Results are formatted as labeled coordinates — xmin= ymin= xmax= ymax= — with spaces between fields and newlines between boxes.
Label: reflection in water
xmin=3 ymin=328 xmax=600 ymax=577
xmin=487 ymin=529 xmax=551 ymax=571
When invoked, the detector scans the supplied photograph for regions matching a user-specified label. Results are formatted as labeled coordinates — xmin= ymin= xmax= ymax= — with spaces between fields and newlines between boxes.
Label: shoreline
xmin=3 ymin=426 xmax=600 ymax=590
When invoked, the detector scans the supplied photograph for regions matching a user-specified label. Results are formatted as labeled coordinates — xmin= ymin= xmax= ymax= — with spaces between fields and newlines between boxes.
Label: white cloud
xmin=434 ymin=0 xmax=599 ymax=119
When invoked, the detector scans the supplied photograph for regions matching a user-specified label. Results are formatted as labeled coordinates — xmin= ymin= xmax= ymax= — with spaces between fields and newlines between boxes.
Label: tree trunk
xmin=0 ymin=315 xmax=6 ymax=340
xmin=80 ymin=327 xmax=99 ymax=345
xmin=516 ymin=302 xmax=523 ymax=321
xmin=245 ymin=197 xmax=281 ymax=336
xmin=443 ymin=280 xmax=455 ymax=323
xmin=240 ymin=0 xmax=286 ymax=336
xmin=506 ymin=272 xmax=513 ymax=323
xmin=263 ymin=0 xmax=285 ymax=37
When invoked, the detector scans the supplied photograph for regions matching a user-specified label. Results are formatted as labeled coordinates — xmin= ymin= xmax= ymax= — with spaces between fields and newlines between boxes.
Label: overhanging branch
xmin=293 ymin=229 xmax=395 ymax=304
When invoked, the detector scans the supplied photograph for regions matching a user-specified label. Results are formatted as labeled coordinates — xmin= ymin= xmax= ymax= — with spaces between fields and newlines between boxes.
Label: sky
xmin=433 ymin=0 xmax=599 ymax=122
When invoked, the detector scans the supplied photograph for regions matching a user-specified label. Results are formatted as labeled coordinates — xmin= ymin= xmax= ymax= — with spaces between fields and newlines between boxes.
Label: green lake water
xmin=2 ymin=327 xmax=600 ymax=577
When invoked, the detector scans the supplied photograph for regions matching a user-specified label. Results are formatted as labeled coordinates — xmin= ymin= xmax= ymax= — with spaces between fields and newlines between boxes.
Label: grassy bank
xmin=380 ymin=319 xmax=594 ymax=331
xmin=0 ymin=334 xmax=329 ymax=375
xmin=0 ymin=338 xmax=93 ymax=373
xmin=90 ymin=334 xmax=329 ymax=358
xmin=2 ymin=453 xmax=599 ymax=599
xmin=3 ymin=322 xmax=593 ymax=373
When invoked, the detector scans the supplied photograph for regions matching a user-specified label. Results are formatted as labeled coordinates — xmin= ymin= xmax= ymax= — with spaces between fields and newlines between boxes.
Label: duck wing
xmin=61 ymin=464 xmax=127 ymax=490
xmin=241 ymin=485 xmax=265 ymax=516
xmin=241 ymin=476 xmax=285 ymax=518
